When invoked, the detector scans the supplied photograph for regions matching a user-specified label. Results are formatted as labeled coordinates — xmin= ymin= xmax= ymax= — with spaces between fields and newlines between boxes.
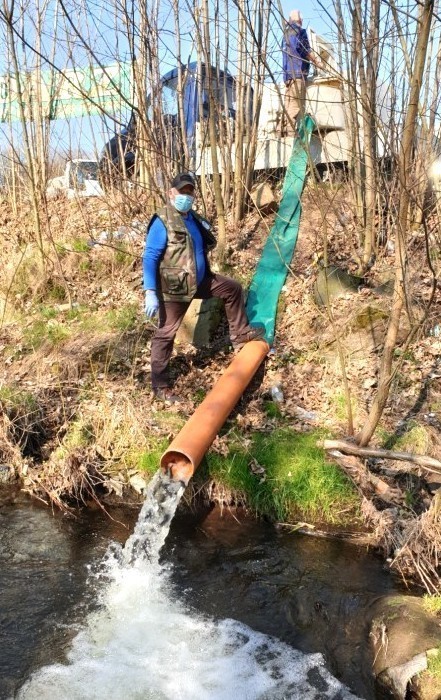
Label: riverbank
xmin=0 ymin=183 xmax=440 ymax=595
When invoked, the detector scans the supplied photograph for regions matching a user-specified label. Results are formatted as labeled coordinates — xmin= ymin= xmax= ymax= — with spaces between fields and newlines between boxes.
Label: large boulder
xmin=176 ymin=298 xmax=222 ymax=347
xmin=367 ymin=595 xmax=441 ymax=699
xmin=313 ymin=265 xmax=365 ymax=307
xmin=250 ymin=182 xmax=277 ymax=214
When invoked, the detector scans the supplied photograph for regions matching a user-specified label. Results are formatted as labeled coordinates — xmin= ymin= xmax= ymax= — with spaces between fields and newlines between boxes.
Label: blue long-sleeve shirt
xmin=142 ymin=211 xmax=207 ymax=291
xmin=282 ymin=23 xmax=311 ymax=80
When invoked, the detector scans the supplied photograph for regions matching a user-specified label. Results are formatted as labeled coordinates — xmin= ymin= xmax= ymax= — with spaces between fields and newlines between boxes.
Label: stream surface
xmin=0 ymin=484 xmax=410 ymax=700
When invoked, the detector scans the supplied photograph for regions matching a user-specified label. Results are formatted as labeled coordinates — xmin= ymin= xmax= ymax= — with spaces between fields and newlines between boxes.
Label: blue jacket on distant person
xmin=282 ymin=20 xmax=311 ymax=81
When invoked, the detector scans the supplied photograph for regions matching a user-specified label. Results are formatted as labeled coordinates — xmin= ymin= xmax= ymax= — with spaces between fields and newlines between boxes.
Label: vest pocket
xmin=161 ymin=267 xmax=189 ymax=295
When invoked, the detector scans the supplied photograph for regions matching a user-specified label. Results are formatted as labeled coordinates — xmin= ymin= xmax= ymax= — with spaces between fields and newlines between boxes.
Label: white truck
xmin=102 ymin=29 xmax=402 ymax=181
xmin=47 ymin=159 xmax=104 ymax=199
xmin=100 ymin=30 xmax=353 ymax=182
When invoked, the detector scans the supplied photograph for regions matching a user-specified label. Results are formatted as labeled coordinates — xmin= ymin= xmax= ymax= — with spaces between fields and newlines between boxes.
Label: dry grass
xmin=390 ymin=492 xmax=441 ymax=593
xmin=22 ymin=447 xmax=108 ymax=512
xmin=18 ymin=382 xmax=185 ymax=509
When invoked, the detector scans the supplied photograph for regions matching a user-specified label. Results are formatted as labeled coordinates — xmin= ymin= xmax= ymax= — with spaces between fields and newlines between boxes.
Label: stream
xmin=0 ymin=481 xmax=410 ymax=700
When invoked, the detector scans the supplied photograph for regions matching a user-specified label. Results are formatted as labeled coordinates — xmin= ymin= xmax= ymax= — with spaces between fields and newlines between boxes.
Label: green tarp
xmin=246 ymin=114 xmax=315 ymax=345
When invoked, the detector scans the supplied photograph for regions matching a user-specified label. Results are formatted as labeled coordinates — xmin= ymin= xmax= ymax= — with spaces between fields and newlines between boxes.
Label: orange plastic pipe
xmin=160 ymin=338 xmax=270 ymax=484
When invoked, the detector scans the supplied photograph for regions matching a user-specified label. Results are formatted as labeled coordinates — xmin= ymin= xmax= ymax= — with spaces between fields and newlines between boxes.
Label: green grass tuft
xmin=422 ymin=594 xmax=441 ymax=616
xmin=137 ymin=439 xmax=170 ymax=475
xmin=426 ymin=646 xmax=441 ymax=680
xmin=38 ymin=305 xmax=58 ymax=319
xmin=194 ymin=388 xmax=207 ymax=405
xmin=331 ymin=390 xmax=354 ymax=422
xmin=382 ymin=420 xmax=430 ymax=453
xmin=64 ymin=421 xmax=95 ymax=449
xmin=104 ymin=304 xmax=140 ymax=332
xmin=23 ymin=318 xmax=71 ymax=350
xmin=71 ymin=238 xmax=91 ymax=253
xmin=263 ymin=400 xmax=282 ymax=418
xmin=46 ymin=282 xmax=67 ymax=302
xmin=52 ymin=420 xmax=95 ymax=461
xmin=395 ymin=421 xmax=430 ymax=454
xmin=205 ymin=428 xmax=358 ymax=524
xmin=0 ymin=386 xmax=38 ymax=412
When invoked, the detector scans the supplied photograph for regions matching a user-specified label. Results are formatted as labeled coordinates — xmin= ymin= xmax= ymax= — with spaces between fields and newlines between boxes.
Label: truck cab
xmin=47 ymin=159 xmax=104 ymax=199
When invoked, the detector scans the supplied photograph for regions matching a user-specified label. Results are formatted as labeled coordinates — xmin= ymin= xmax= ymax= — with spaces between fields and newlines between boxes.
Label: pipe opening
xmin=160 ymin=450 xmax=195 ymax=485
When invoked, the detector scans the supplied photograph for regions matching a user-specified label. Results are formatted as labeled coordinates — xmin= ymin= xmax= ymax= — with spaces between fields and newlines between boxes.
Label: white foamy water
xmin=16 ymin=472 xmax=363 ymax=700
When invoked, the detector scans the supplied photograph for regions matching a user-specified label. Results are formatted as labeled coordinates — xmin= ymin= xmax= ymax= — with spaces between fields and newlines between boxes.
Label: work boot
xmin=152 ymin=387 xmax=182 ymax=405
xmin=231 ymin=325 xmax=266 ymax=350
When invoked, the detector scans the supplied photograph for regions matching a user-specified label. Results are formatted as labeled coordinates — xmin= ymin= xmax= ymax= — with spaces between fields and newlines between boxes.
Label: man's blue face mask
xmin=174 ymin=194 xmax=194 ymax=213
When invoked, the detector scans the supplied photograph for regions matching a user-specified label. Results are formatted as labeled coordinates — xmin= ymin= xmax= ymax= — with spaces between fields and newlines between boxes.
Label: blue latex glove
xmin=144 ymin=290 xmax=159 ymax=318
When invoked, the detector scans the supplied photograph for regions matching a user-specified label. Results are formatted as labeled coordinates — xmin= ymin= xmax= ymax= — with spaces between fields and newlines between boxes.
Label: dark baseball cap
xmin=171 ymin=172 xmax=196 ymax=190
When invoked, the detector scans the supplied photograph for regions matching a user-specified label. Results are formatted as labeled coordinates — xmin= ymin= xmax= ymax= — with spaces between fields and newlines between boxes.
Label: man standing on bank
xmin=281 ymin=9 xmax=313 ymax=137
xmin=143 ymin=172 xmax=265 ymax=403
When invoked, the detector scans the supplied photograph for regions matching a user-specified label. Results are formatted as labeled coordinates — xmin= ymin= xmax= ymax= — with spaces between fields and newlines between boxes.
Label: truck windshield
xmin=69 ymin=161 xmax=99 ymax=188
xmin=77 ymin=162 xmax=99 ymax=179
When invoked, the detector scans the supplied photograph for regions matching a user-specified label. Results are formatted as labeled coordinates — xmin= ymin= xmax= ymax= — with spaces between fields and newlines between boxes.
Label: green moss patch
xmin=0 ymin=386 xmax=38 ymax=413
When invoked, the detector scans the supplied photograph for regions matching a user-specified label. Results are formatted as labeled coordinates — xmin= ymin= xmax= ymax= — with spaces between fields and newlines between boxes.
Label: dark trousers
xmin=151 ymin=274 xmax=250 ymax=389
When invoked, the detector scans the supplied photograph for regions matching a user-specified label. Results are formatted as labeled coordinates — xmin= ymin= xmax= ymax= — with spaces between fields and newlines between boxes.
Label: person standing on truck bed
xmin=142 ymin=172 xmax=265 ymax=404
xmin=281 ymin=9 xmax=314 ymax=137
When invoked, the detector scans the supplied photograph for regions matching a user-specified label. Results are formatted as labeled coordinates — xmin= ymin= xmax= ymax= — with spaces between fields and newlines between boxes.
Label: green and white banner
xmin=0 ymin=62 xmax=132 ymax=123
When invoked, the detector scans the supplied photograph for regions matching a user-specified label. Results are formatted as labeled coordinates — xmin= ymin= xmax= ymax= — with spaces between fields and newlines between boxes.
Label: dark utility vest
xmin=148 ymin=204 xmax=217 ymax=302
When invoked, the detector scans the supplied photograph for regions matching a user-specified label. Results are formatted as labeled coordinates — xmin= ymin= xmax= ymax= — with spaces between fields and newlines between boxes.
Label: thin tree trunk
xmin=243 ymin=0 xmax=270 ymax=201
xmin=233 ymin=1 xmax=246 ymax=223
xmin=4 ymin=2 xmax=45 ymax=263
xmin=173 ymin=0 xmax=190 ymax=168
xmin=346 ymin=4 xmax=364 ymax=237
xmin=352 ymin=0 xmax=377 ymax=268
xmin=200 ymin=0 xmax=226 ymax=262
xmin=358 ymin=0 xmax=435 ymax=446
